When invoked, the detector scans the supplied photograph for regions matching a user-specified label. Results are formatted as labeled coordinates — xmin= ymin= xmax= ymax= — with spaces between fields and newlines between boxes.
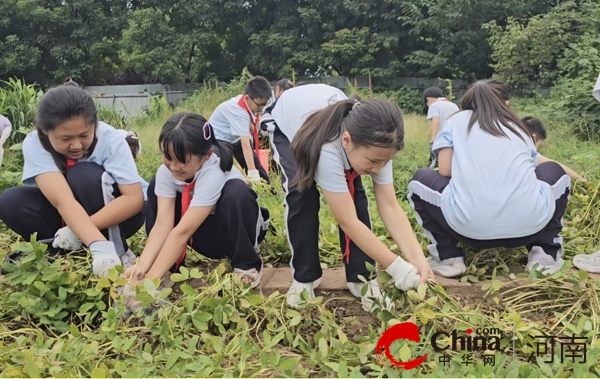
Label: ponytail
xmin=290 ymin=100 xmax=355 ymax=192
xmin=214 ymin=140 xmax=234 ymax=172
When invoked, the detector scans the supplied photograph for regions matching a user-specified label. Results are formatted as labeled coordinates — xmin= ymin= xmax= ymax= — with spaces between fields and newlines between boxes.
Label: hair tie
xmin=203 ymin=122 xmax=212 ymax=141
xmin=352 ymin=101 xmax=361 ymax=110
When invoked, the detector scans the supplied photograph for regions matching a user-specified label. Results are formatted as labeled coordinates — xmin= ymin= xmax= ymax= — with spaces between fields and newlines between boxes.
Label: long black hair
xmin=461 ymin=80 xmax=529 ymax=142
xmin=290 ymin=98 xmax=404 ymax=192
xmin=36 ymin=85 xmax=98 ymax=173
xmin=159 ymin=112 xmax=234 ymax=172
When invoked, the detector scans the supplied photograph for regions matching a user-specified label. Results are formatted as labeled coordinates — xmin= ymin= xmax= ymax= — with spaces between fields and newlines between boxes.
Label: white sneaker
xmin=120 ymin=249 xmax=137 ymax=270
xmin=427 ymin=256 xmax=466 ymax=278
xmin=573 ymin=250 xmax=600 ymax=273
xmin=286 ymin=278 xmax=321 ymax=308
xmin=347 ymin=279 xmax=395 ymax=313
xmin=526 ymin=246 xmax=564 ymax=275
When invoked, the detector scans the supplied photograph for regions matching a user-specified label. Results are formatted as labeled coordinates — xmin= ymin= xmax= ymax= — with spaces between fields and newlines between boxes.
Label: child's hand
xmin=124 ymin=261 xmax=146 ymax=281
xmin=413 ymin=256 xmax=436 ymax=284
xmin=576 ymin=176 xmax=587 ymax=184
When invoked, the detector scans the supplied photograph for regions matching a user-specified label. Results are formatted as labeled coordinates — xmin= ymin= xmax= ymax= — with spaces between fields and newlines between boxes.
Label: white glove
xmin=52 ymin=226 xmax=83 ymax=250
xmin=90 ymin=241 xmax=120 ymax=278
xmin=385 ymin=256 xmax=421 ymax=291
xmin=247 ymin=169 xmax=261 ymax=183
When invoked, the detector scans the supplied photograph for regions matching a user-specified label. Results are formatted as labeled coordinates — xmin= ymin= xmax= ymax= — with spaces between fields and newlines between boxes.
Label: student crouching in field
xmin=0 ymin=114 xmax=12 ymax=167
xmin=408 ymin=80 xmax=571 ymax=278
xmin=269 ymin=83 xmax=431 ymax=313
xmin=120 ymin=113 xmax=270 ymax=313
xmin=0 ymin=86 xmax=146 ymax=277
xmin=208 ymin=76 xmax=272 ymax=185
xmin=521 ymin=116 xmax=586 ymax=184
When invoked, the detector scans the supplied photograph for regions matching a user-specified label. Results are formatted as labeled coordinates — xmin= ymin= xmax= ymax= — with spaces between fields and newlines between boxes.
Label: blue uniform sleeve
xmin=431 ymin=119 xmax=454 ymax=152
xmin=314 ymin=147 xmax=349 ymax=193
xmin=371 ymin=160 xmax=394 ymax=186
xmin=99 ymin=134 xmax=143 ymax=185
xmin=154 ymin=165 xmax=177 ymax=198
xmin=22 ymin=132 xmax=60 ymax=185
xmin=190 ymin=163 xmax=228 ymax=207
xmin=427 ymin=103 xmax=441 ymax=120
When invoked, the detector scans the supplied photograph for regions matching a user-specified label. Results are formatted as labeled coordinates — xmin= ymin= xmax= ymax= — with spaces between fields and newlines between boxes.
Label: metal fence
xmin=83 ymin=76 xmax=471 ymax=119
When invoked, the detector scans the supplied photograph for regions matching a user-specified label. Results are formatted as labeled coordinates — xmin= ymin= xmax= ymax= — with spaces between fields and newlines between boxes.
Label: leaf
xmin=289 ymin=315 xmax=301 ymax=327
xmin=577 ymin=269 xmax=589 ymax=281
xmin=23 ymin=351 xmax=40 ymax=378
xmin=194 ymin=312 xmax=212 ymax=322
xmin=142 ymin=351 xmax=153 ymax=362
xmin=189 ymin=268 xmax=203 ymax=279
xmin=420 ymin=308 xmax=436 ymax=320
xmin=79 ymin=302 xmax=96 ymax=314
xmin=165 ymin=350 xmax=180 ymax=370
xmin=399 ymin=344 xmax=412 ymax=362
xmin=179 ymin=283 xmax=197 ymax=297
xmin=143 ymin=278 xmax=156 ymax=295
xmin=278 ymin=357 xmax=300 ymax=371
xmin=417 ymin=283 xmax=426 ymax=300
xmin=318 ymin=337 xmax=329 ymax=357
xmin=170 ymin=273 xmax=188 ymax=282
xmin=90 ymin=367 xmax=107 ymax=378
xmin=246 ymin=294 xmax=263 ymax=306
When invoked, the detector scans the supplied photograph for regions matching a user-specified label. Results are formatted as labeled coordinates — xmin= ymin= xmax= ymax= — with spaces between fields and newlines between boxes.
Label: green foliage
xmin=0 ymin=0 xmax=566 ymax=85
xmin=0 ymin=234 xmax=122 ymax=333
xmin=1 ymin=81 xmax=600 ymax=377
xmin=377 ymin=86 xmax=428 ymax=115
xmin=95 ymin=102 xmax=128 ymax=131
xmin=0 ymin=78 xmax=43 ymax=146
xmin=487 ymin=1 xmax=600 ymax=141
xmin=485 ymin=1 xmax=586 ymax=88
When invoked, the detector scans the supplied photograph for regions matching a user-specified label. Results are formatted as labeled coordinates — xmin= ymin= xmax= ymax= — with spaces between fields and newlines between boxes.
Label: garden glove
xmin=385 ymin=256 xmax=421 ymax=291
xmin=90 ymin=241 xmax=120 ymax=278
xmin=52 ymin=225 xmax=83 ymax=250
xmin=247 ymin=169 xmax=261 ymax=183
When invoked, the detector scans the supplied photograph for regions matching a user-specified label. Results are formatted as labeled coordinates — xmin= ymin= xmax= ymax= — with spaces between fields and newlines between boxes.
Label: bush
xmin=96 ymin=101 xmax=129 ymax=130
xmin=377 ymin=86 xmax=429 ymax=115
xmin=0 ymin=78 xmax=43 ymax=146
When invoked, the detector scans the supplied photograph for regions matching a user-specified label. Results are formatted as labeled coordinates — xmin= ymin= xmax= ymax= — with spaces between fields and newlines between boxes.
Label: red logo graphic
xmin=375 ymin=322 xmax=427 ymax=369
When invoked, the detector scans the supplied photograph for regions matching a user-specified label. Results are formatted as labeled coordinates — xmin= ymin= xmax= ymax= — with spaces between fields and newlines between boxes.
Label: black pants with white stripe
xmin=0 ymin=162 xmax=145 ymax=255
xmin=408 ymin=162 xmax=570 ymax=261
xmin=214 ymin=139 xmax=271 ymax=185
xmin=145 ymin=177 xmax=269 ymax=274
xmin=271 ymin=127 xmax=375 ymax=283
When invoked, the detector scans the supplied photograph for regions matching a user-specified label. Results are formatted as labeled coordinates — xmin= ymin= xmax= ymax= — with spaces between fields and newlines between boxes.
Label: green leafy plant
xmin=0 ymin=78 xmax=43 ymax=147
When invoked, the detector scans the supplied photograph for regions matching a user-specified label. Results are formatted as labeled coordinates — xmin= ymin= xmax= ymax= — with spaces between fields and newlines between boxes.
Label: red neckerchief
xmin=342 ymin=168 xmax=360 ymax=264
xmin=174 ymin=180 xmax=196 ymax=271
xmin=237 ymin=96 xmax=261 ymax=156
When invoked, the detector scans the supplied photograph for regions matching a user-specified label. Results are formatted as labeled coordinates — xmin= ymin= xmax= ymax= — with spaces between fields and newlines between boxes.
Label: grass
xmin=1 ymin=83 xmax=600 ymax=377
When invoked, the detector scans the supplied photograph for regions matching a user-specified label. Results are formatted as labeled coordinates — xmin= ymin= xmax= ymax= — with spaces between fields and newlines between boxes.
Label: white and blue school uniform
xmin=0 ymin=114 xmax=12 ymax=166
xmin=426 ymin=98 xmax=459 ymax=168
xmin=408 ymin=110 xmax=571 ymax=261
xmin=594 ymin=73 xmax=600 ymax=102
xmin=269 ymin=83 xmax=382 ymax=284
xmin=208 ymin=95 xmax=271 ymax=183
xmin=0 ymin=121 xmax=147 ymax=256
xmin=115 ymin=129 xmax=143 ymax=155
xmin=426 ymin=98 xmax=460 ymax=134
xmin=145 ymin=154 xmax=269 ymax=273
